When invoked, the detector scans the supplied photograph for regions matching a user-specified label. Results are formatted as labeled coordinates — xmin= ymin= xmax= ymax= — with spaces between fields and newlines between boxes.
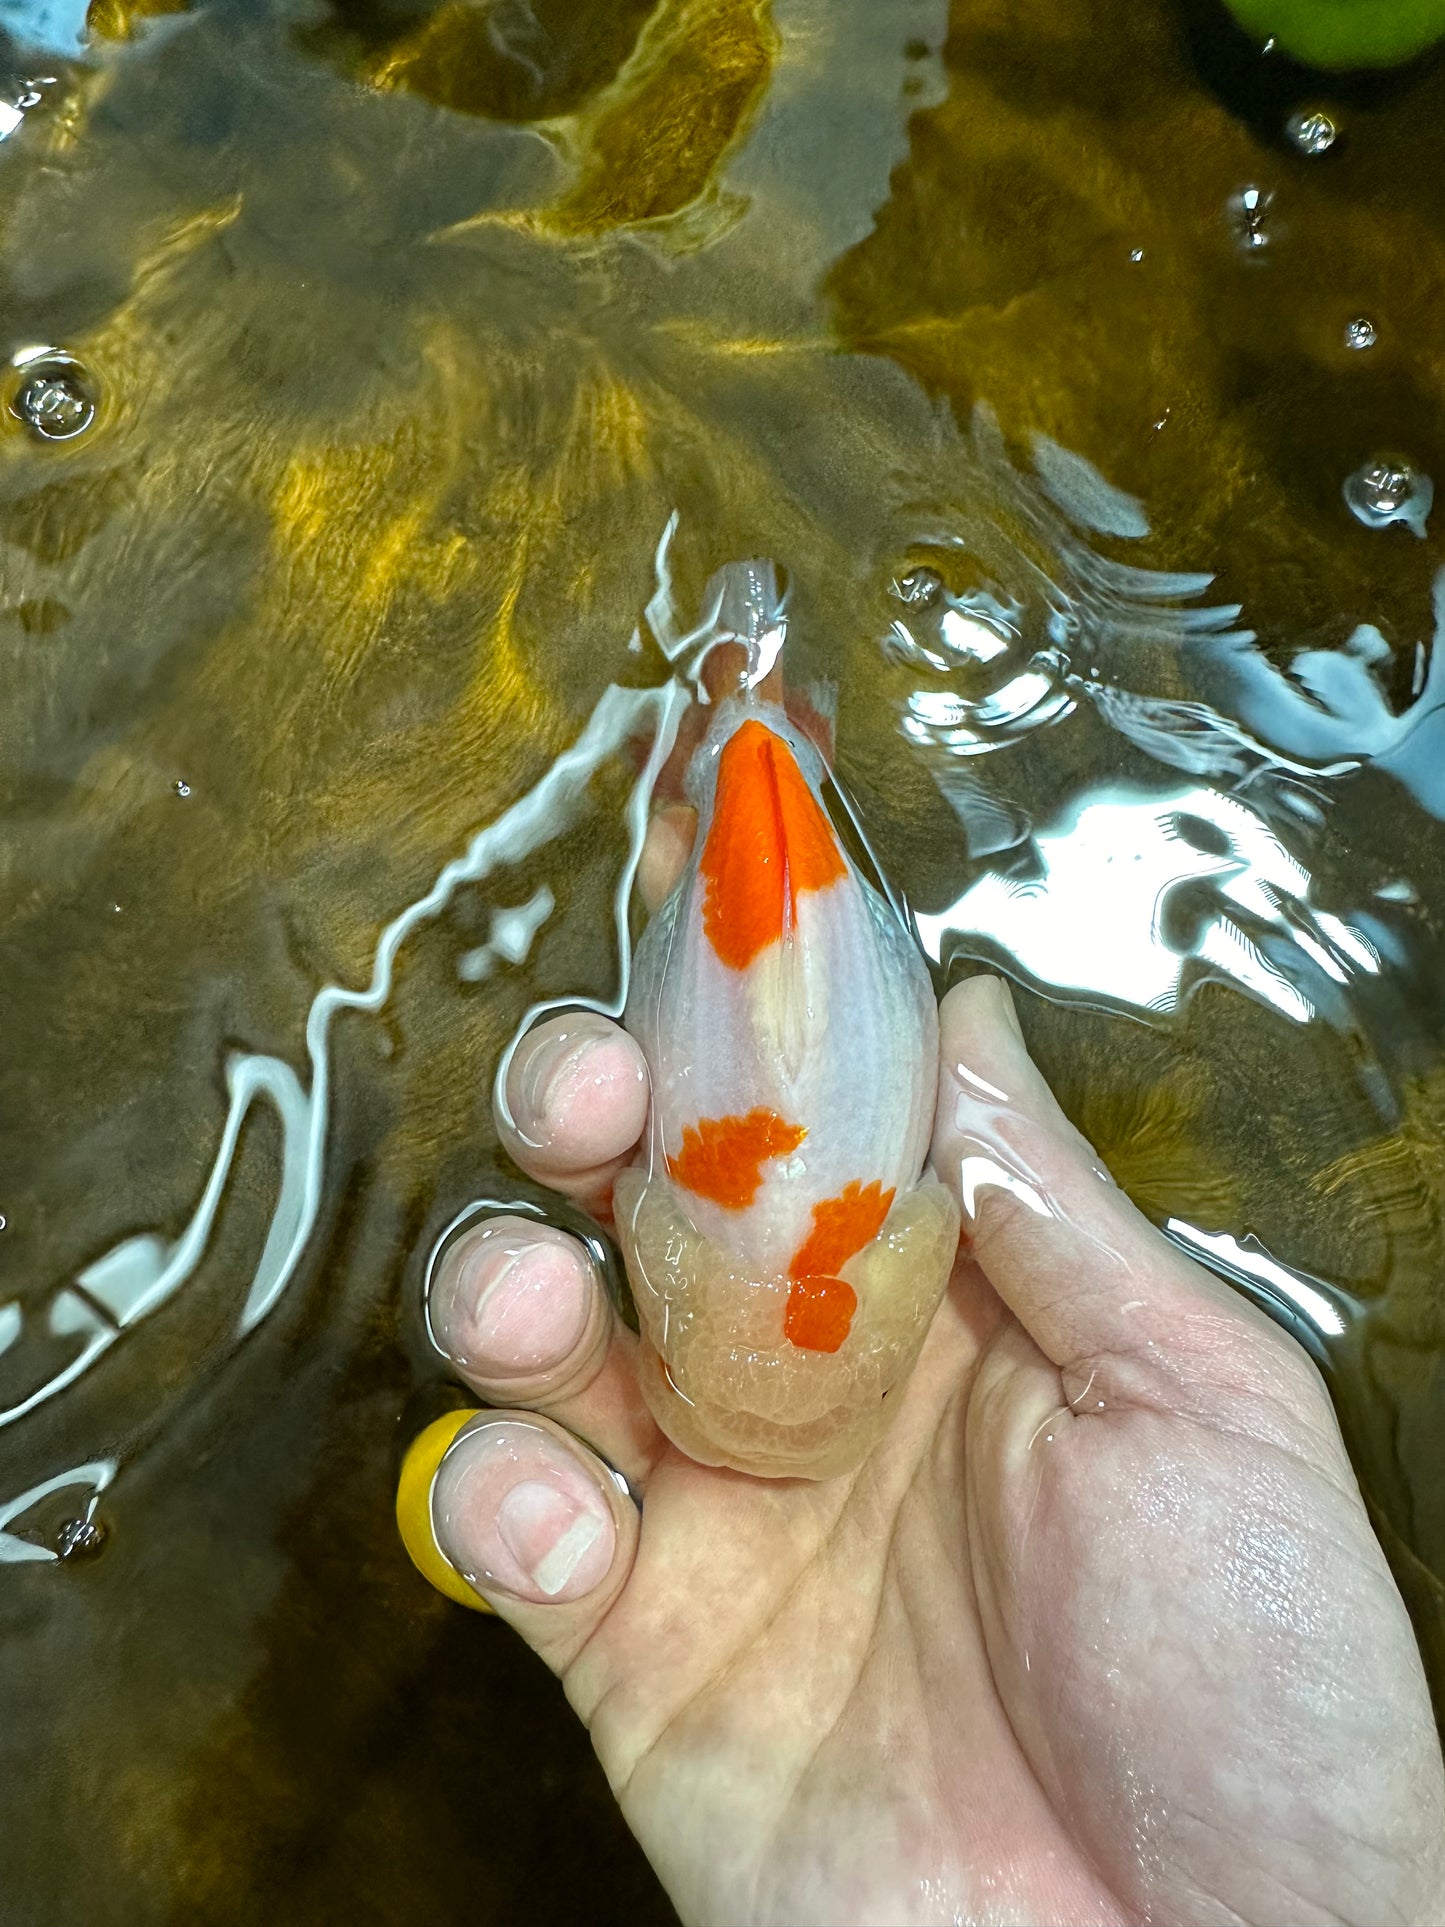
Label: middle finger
xmin=427 ymin=1214 xmax=667 ymax=1492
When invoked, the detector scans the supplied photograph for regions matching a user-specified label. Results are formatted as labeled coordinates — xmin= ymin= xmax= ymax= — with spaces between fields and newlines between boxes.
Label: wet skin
xmin=415 ymin=820 xmax=1445 ymax=1927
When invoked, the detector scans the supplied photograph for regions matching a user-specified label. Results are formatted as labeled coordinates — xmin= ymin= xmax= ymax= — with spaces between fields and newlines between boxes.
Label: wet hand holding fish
xmin=615 ymin=566 xmax=959 ymax=1479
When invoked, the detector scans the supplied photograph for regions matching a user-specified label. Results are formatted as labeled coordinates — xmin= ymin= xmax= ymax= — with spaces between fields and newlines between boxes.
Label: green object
xmin=1224 ymin=0 xmax=1445 ymax=67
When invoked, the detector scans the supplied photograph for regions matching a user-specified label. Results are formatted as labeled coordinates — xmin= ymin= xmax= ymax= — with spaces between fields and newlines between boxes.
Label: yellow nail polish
xmin=395 ymin=1410 xmax=496 ymax=1614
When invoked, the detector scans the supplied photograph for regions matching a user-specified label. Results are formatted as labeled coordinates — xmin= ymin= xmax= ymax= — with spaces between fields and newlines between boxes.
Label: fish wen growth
xmin=615 ymin=562 xmax=959 ymax=1478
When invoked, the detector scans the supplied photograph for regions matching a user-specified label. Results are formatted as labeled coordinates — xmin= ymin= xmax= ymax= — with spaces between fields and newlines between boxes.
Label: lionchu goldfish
xmin=614 ymin=563 xmax=960 ymax=1479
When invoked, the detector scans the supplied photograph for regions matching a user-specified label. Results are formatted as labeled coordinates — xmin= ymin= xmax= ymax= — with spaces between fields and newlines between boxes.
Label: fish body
xmin=615 ymin=564 xmax=959 ymax=1479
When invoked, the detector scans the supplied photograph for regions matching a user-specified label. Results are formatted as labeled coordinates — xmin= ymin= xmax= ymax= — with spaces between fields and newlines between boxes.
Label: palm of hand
xmin=418 ymin=975 xmax=1445 ymax=1927
xmin=552 ymin=1248 xmax=1435 ymax=1927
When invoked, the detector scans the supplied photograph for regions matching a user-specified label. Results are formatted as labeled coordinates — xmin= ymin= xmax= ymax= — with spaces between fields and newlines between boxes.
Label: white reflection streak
xmin=745 ymin=623 xmax=786 ymax=688
xmin=1314 ymin=911 xmax=1380 ymax=975
xmin=1166 ymin=1219 xmax=1348 ymax=1338
xmin=940 ymin=607 xmax=1010 ymax=665
xmin=955 ymin=1065 xmax=1009 ymax=1104
xmin=916 ymin=781 xmax=1380 ymax=1025
xmin=494 ymin=682 xmax=685 ymax=1120
xmin=245 ymin=679 xmax=684 ymax=1330
xmin=2 ymin=680 xmax=685 ymax=1430
xmin=955 ymin=1154 xmax=1052 ymax=1220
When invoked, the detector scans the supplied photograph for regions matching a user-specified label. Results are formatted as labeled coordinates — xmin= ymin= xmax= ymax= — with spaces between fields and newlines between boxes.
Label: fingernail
xmin=432 ymin=1420 xmax=617 ymax=1606
xmin=431 ymin=1221 xmax=592 ymax=1373
xmin=507 ymin=1015 xmax=648 ymax=1164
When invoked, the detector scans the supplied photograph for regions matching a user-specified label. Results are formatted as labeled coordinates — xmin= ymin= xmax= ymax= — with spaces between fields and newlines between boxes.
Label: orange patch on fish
xmin=699 ymin=719 xmax=847 ymax=971
xmin=788 ymin=1179 xmax=896 ymax=1282
xmin=781 ymin=1180 xmax=895 ymax=1354
xmin=667 ymin=1108 xmax=807 ymax=1210
xmin=783 ymin=1275 xmax=858 ymax=1354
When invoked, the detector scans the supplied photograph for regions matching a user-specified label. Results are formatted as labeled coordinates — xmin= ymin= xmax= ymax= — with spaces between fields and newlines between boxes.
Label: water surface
xmin=1 ymin=1 xmax=1443 ymax=1919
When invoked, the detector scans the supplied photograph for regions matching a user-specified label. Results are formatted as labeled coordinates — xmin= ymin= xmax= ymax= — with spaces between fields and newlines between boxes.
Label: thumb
xmin=931 ymin=976 xmax=1290 ymax=1403
xmin=397 ymin=1408 xmax=639 ymax=1674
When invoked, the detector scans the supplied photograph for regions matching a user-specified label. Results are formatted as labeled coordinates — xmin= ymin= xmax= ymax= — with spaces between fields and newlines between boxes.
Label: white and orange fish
xmin=615 ymin=562 xmax=959 ymax=1479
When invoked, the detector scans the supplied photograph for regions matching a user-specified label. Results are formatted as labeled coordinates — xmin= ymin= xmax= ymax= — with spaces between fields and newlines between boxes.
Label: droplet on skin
xmin=1343 ymin=454 xmax=1433 ymax=538
xmin=1286 ymin=108 xmax=1338 ymax=156
xmin=1344 ymin=317 xmax=1377 ymax=351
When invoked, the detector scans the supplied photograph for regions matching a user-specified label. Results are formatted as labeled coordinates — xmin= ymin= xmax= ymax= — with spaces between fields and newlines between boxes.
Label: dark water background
xmin=1 ymin=0 xmax=1443 ymax=1920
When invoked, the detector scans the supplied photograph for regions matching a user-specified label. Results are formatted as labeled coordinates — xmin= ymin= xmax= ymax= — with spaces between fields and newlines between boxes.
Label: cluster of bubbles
xmin=5 ymin=348 xmax=98 ymax=443
xmin=1219 ymin=72 xmax=1432 ymax=540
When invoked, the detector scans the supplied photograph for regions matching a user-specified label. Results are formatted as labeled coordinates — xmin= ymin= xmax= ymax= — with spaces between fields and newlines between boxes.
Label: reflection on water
xmin=2 ymin=0 xmax=1445 ymax=1918
xmin=919 ymin=778 xmax=1381 ymax=1028
xmin=0 ymin=675 xmax=680 ymax=1460
xmin=1165 ymin=1218 xmax=1349 ymax=1349
xmin=1202 ymin=566 xmax=1445 ymax=810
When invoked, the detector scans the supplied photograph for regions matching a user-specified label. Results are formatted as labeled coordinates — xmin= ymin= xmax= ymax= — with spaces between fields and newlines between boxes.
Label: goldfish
xmin=614 ymin=562 xmax=959 ymax=1479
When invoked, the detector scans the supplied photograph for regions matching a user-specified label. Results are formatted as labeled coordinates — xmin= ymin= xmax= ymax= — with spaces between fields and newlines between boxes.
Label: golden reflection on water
xmin=1 ymin=0 xmax=1443 ymax=1918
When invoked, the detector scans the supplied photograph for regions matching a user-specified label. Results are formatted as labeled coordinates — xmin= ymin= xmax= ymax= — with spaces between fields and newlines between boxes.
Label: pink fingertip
xmin=432 ymin=1420 xmax=618 ymax=1605
xmin=433 ymin=1225 xmax=593 ymax=1374
xmin=508 ymin=1019 xmax=648 ymax=1169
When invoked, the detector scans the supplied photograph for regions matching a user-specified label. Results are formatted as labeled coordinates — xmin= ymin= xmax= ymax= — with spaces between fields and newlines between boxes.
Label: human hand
xmin=401 ymin=846 xmax=1445 ymax=1927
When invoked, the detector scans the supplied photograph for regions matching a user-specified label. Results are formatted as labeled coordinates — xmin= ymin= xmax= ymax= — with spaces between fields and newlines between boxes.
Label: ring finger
xmin=426 ymin=1213 xmax=667 ymax=1494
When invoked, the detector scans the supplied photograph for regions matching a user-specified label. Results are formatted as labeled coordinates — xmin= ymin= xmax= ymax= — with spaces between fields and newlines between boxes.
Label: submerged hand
xmin=404 ymin=976 xmax=1445 ymax=1927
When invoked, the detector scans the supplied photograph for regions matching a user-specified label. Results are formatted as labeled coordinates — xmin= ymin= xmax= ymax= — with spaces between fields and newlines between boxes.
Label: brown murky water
xmin=1 ymin=0 xmax=1443 ymax=1919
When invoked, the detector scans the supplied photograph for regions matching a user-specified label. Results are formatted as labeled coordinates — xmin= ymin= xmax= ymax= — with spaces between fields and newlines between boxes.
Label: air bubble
xmin=1343 ymin=317 xmax=1377 ymax=351
xmin=1229 ymin=185 xmax=1273 ymax=252
xmin=1343 ymin=454 xmax=1433 ymax=538
xmin=1286 ymin=109 xmax=1339 ymax=156
xmin=890 ymin=567 xmax=943 ymax=608
xmin=7 ymin=351 xmax=97 ymax=442
xmin=173 ymin=779 xmax=191 ymax=797
xmin=1129 ymin=248 xmax=1144 ymax=264
xmin=55 ymin=1516 xmax=105 ymax=1560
